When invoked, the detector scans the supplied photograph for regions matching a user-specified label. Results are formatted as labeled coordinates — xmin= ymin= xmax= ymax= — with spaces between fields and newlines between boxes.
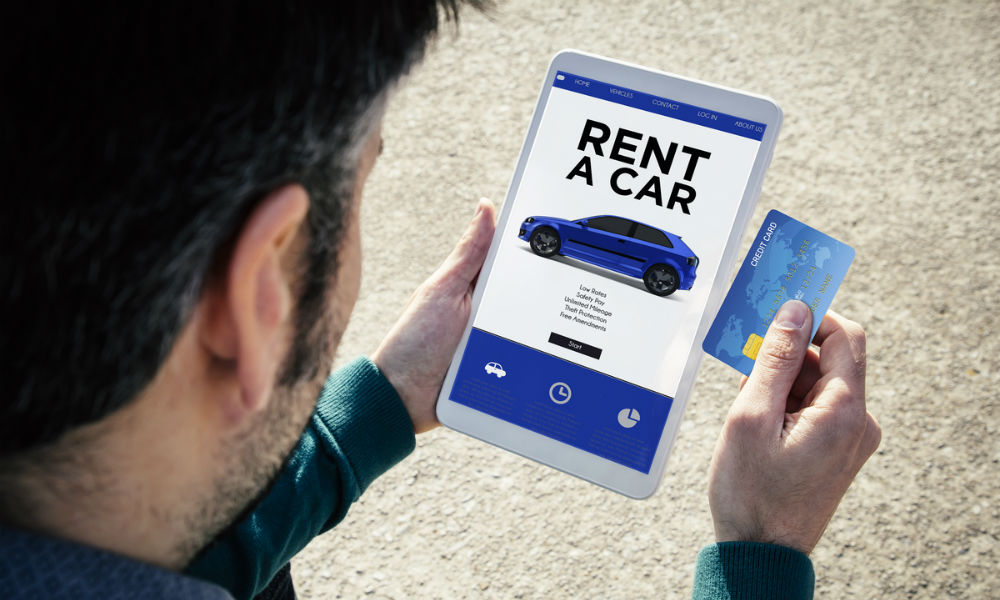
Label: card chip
xmin=742 ymin=334 xmax=763 ymax=359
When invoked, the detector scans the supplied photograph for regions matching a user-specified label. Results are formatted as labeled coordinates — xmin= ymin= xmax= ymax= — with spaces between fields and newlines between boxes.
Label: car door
xmin=564 ymin=216 xmax=639 ymax=274
xmin=630 ymin=223 xmax=679 ymax=276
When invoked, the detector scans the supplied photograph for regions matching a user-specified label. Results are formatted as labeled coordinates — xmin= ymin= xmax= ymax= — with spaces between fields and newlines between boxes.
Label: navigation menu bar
xmin=553 ymin=71 xmax=767 ymax=141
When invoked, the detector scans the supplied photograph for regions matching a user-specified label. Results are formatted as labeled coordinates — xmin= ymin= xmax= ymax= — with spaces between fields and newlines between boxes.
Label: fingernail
xmin=776 ymin=300 xmax=809 ymax=329
xmin=473 ymin=200 xmax=484 ymax=218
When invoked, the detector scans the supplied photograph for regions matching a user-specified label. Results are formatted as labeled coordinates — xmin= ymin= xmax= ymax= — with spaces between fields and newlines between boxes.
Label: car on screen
xmin=517 ymin=214 xmax=699 ymax=296
xmin=484 ymin=362 xmax=507 ymax=378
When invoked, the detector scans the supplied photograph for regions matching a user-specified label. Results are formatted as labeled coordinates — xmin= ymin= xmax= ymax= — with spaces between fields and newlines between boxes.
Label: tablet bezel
xmin=436 ymin=49 xmax=782 ymax=498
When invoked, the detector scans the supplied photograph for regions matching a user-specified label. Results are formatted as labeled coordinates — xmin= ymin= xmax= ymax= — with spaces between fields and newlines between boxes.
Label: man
xmin=0 ymin=2 xmax=879 ymax=599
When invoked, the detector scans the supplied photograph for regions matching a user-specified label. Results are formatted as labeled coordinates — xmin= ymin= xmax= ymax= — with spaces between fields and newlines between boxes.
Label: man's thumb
xmin=437 ymin=198 xmax=495 ymax=293
xmin=741 ymin=300 xmax=813 ymax=415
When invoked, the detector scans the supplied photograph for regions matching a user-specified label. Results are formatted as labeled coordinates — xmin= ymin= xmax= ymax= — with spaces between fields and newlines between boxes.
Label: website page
xmin=450 ymin=71 xmax=766 ymax=473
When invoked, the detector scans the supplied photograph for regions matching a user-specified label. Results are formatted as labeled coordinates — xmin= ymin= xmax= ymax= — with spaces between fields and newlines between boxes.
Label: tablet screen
xmin=448 ymin=70 xmax=767 ymax=474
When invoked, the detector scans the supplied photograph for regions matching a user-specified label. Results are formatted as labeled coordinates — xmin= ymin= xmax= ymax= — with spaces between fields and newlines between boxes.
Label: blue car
xmin=518 ymin=215 xmax=699 ymax=296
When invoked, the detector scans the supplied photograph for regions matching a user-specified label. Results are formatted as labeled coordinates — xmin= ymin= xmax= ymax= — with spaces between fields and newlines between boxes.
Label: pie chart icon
xmin=617 ymin=408 xmax=640 ymax=428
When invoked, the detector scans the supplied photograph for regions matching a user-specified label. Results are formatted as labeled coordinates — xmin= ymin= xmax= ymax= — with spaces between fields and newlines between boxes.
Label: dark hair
xmin=0 ymin=1 xmax=481 ymax=454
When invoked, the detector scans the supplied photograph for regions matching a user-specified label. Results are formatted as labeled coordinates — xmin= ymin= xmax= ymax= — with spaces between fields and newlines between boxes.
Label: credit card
xmin=702 ymin=210 xmax=854 ymax=376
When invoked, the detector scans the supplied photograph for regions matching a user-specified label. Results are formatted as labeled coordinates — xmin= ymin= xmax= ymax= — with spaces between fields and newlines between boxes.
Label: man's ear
xmin=200 ymin=184 xmax=309 ymax=418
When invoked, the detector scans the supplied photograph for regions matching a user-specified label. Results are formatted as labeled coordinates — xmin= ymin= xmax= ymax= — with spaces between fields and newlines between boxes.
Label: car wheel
xmin=643 ymin=264 xmax=679 ymax=296
xmin=529 ymin=226 xmax=561 ymax=257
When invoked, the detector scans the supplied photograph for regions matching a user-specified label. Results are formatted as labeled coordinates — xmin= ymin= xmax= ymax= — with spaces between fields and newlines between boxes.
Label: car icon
xmin=484 ymin=362 xmax=506 ymax=378
xmin=517 ymin=214 xmax=699 ymax=296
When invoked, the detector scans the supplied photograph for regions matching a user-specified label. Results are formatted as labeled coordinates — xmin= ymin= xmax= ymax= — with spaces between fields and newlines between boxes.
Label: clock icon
xmin=549 ymin=382 xmax=572 ymax=404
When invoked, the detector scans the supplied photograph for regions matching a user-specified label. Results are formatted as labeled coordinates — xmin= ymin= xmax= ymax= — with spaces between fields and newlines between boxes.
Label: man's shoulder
xmin=0 ymin=525 xmax=233 ymax=600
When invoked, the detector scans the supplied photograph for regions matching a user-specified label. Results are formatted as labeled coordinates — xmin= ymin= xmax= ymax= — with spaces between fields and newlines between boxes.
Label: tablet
xmin=436 ymin=50 xmax=782 ymax=498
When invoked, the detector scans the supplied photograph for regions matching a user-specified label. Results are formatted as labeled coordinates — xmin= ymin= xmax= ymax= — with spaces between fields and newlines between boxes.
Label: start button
xmin=548 ymin=332 xmax=602 ymax=359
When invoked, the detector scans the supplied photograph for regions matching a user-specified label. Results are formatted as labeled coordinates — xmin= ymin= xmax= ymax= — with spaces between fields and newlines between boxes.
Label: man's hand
xmin=707 ymin=300 xmax=881 ymax=555
xmin=372 ymin=199 xmax=496 ymax=433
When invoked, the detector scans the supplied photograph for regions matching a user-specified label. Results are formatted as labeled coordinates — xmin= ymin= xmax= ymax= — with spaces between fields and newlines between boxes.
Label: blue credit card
xmin=702 ymin=210 xmax=854 ymax=376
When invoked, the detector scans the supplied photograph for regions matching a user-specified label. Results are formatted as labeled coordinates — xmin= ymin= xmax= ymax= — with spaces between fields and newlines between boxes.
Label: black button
xmin=548 ymin=332 xmax=602 ymax=359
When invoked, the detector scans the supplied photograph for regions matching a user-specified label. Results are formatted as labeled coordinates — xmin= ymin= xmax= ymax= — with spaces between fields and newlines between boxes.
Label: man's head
xmin=0 ymin=1 xmax=478 ymax=567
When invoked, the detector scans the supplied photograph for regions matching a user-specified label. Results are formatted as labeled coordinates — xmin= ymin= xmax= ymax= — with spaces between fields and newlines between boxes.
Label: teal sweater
xmin=185 ymin=357 xmax=814 ymax=600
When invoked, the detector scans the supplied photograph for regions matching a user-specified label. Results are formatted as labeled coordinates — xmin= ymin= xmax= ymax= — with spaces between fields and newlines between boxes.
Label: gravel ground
xmin=291 ymin=1 xmax=999 ymax=598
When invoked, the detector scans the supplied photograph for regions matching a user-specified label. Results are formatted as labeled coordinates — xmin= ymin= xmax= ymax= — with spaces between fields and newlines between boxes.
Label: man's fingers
xmin=813 ymin=311 xmax=867 ymax=397
xmin=789 ymin=347 xmax=822 ymax=404
xmin=738 ymin=348 xmax=820 ymax=403
xmin=739 ymin=300 xmax=813 ymax=417
xmin=813 ymin=310 xmax=863 ymax=353
xmin=860 ymin=412 xmax=882 ymax=459
xmin=437 ymin=198 xmax=496 ymax=295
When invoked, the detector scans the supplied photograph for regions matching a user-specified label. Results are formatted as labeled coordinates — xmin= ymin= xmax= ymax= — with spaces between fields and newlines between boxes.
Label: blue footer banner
xmin=450 ymin=328 xmax=672 ymax=473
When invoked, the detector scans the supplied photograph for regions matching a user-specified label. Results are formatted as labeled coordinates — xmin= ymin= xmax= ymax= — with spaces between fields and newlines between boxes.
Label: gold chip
xmin=742 ymin=333 xmax=764 ymax=359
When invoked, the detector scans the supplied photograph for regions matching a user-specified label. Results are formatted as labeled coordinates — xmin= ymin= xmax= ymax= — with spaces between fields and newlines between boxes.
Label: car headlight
xmin=687 ymin=256 xmax=699 ymax=267
xmin=525 ymin=217 xmax=534 ymax=223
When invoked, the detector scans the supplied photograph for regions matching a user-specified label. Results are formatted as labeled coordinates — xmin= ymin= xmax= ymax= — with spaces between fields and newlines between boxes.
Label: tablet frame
xmin=436 ymin=49 xmax=783 ymax=498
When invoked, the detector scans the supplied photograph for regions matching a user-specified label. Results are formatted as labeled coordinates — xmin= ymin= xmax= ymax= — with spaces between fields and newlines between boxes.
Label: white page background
xmin=474 ymin=86 xmax=760 ymax=397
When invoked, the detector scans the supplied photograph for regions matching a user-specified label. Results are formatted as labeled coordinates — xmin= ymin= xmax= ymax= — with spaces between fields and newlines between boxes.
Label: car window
xmin=633 ymin=224 xmax=673 ymax=248
xmin=587 ymin=216 xmax=633 ymax=236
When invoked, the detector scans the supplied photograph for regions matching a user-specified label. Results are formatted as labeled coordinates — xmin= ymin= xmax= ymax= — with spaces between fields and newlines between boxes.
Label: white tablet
xmin=436 ymin=50 xmax=782 ymax=498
